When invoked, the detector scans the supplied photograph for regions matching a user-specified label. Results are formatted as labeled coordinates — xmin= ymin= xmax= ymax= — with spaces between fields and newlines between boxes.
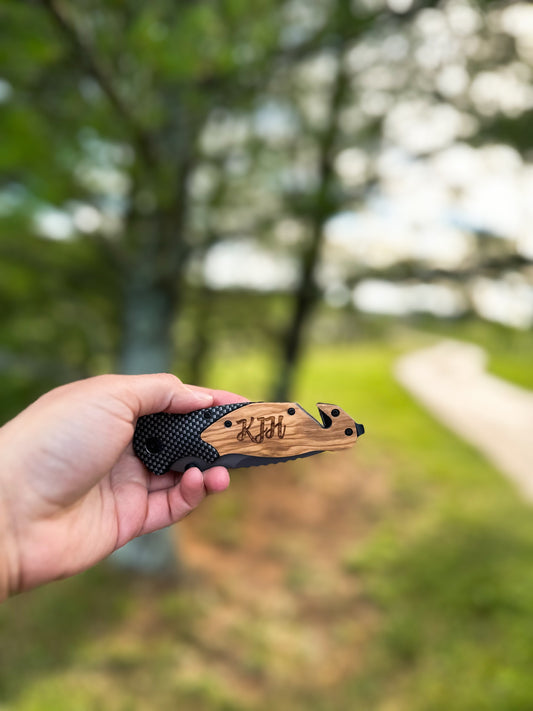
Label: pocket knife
xmin=133 ymin=402 xmax=364 ymax=475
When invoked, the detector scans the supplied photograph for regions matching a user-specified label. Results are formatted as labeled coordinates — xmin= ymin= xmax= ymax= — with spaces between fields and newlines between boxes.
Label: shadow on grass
xmin=0 ymin=563 xmax=146 ymax=703
xmin=343 ymin=512 xmax=533 ymax=710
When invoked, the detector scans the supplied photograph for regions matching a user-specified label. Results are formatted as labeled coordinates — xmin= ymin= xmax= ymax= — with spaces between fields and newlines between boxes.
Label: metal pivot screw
xmin=145 ymin=437 xmax=163 ymax=454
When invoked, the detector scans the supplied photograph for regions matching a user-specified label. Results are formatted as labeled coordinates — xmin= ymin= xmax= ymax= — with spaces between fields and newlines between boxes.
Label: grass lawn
xmin=1 ymin=324 xmax=533 ymax=710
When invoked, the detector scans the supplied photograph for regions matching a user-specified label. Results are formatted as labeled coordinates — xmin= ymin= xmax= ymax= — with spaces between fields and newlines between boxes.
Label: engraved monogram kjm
xmin=236 ymin=415 xmax=286 ymax=443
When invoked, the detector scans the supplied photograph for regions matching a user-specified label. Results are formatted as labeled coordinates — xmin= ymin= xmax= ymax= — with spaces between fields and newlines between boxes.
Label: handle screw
xmin=145 ymin=437 xmax=163 ymax=454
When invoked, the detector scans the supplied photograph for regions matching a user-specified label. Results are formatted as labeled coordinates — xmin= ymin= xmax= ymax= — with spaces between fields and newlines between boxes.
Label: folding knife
xmin=133 ymin=402 xmax=364 ymax=475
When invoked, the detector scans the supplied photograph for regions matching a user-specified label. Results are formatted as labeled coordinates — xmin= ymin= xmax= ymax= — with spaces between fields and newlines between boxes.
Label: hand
xmin=0 ymin=374 xmax=246 ymax=599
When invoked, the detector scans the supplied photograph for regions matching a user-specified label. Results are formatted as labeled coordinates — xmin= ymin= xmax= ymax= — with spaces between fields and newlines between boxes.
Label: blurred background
xmin=1 ymin=0 xmax=533 ymax=709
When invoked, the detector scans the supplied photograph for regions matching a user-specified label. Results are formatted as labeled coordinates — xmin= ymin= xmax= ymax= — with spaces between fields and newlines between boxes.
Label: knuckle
xmin=157 ymin=372 xmax=183 ymax=387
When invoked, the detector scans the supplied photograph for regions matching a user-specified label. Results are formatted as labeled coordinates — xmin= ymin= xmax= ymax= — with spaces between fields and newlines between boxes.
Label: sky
xmin=324 ymin=142 xmax=533 ymax=327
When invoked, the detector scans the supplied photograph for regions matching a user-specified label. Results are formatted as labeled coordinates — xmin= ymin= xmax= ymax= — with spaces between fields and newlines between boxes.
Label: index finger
xmin=186 ymin=385 xmax=250 ymax=406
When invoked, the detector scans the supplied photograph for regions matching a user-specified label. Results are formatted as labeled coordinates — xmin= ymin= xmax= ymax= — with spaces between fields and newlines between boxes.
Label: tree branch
xmin=38 ymin=0 xmax=156 ymax=168
xmin=346 ymin=253 xmax=533 ymax=286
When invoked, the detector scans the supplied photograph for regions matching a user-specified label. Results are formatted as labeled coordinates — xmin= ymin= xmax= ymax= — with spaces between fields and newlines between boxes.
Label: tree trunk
xmin=111 ymin=263 xmax=182 ymax=575
xmin=110 ymin=102 xmax=197 ymax=575
xmin=272 ymin=47 xmax=349 ymax=401
xmin=272 ymin=233 xmax=321 ymax=401
xmin=187 ymin=286 xmax=214 ymax=386
xmin=110 ymin=213 xmax=186 ymax=576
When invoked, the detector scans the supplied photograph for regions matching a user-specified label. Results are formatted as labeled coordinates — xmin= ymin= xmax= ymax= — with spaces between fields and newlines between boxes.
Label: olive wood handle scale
xmin=133 ymin=402 xmax=364 ymax=475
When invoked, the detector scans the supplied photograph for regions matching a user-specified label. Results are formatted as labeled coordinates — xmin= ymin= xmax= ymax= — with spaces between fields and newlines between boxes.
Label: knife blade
xmin=133 ymin=401 xmax=364 ymax=475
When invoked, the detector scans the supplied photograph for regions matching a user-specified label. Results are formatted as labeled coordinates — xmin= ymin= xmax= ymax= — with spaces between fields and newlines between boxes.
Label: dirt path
xmin=179 ymin=450 xmax=386 ymax=699
xmin=395 ymin=340 xmax=533 ymax=500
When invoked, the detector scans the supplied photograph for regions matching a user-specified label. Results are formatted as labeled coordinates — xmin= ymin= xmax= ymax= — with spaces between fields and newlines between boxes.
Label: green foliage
xmin=0 ymin=230 xmax=119 ymax=423
xmin=478 ymin=109 xmax=533 ymax=154
xmin=1 ymin=0 xmax=531 ymax=401
xmin=0 ymin=0 xmax=287 ymax=392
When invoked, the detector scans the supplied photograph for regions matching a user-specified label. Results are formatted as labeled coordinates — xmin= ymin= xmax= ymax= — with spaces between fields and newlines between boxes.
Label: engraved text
xmin=236 ymin=415 xmax=286 ymax=444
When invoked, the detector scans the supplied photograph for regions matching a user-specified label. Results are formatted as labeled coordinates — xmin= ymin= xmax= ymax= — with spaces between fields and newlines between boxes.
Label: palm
xmin=27 ymin=453 xmax=210 ymax=584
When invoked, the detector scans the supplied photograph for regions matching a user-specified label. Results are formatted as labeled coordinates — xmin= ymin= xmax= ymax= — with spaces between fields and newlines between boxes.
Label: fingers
xmin=146 ymin=470 xmax=179 ymax=492
xmin=203 ymin=466 xmax=230 ymax=494
xmin=114 ymin=373 xmax=214 ymax=417
xmin=179 ymin=466 xmax=208 ymax=508
xmin=186 ymin=385 xmax=250 ymax=406
xmin=146 ymin=466 xmax=229 ymax=494
xmin=139 ymin=466 xmax=230 ymax=536
xmin=105 ymin=373 xmax=248 ymax=419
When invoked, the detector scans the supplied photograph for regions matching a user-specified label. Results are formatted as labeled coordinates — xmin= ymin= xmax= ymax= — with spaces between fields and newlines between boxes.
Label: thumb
xmin=112 ymin=373 xmax=214 ymax=418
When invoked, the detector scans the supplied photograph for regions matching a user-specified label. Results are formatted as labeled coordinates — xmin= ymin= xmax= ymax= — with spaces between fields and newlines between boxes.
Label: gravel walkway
xmin=395 ymin=340 xmax=533 ymax=500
